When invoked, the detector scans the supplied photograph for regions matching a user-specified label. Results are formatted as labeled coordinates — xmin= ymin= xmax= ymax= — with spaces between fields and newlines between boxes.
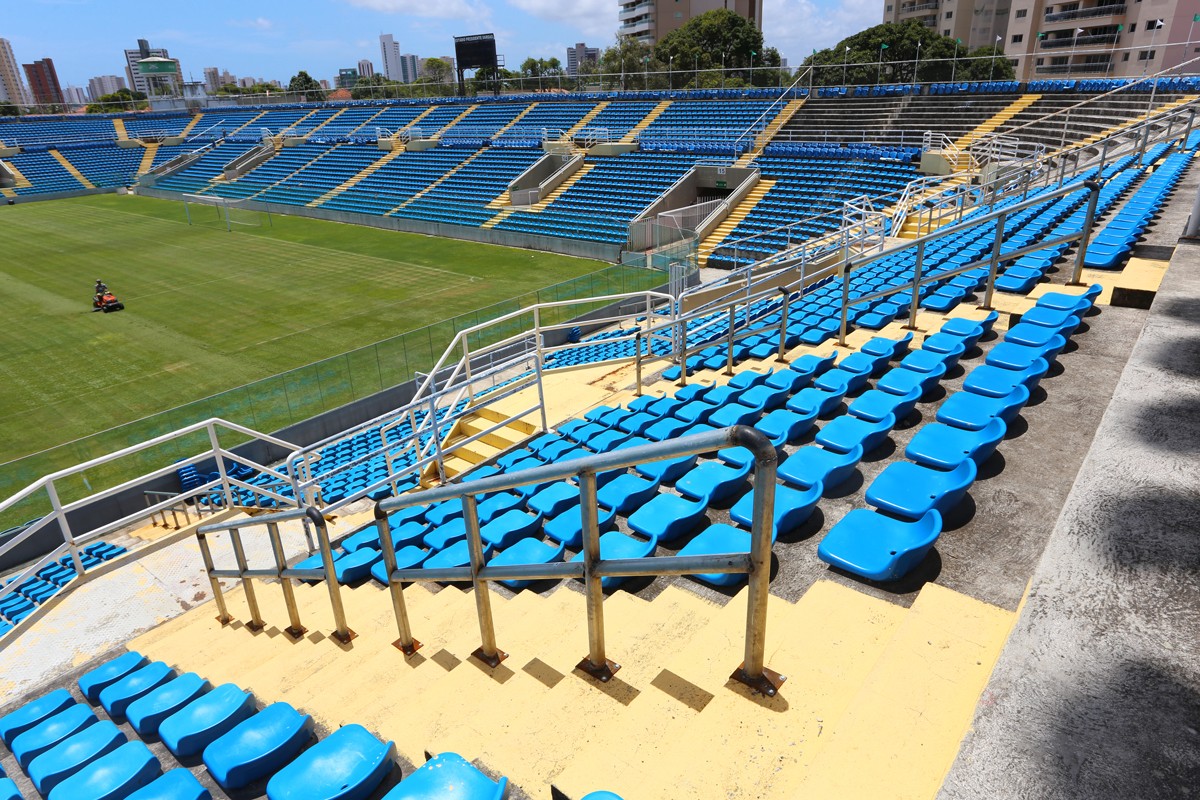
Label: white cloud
xmin=506 ymin=0 xmax=613 ymax=41
xmin=229 ymin=17 xmax=273 ymax=31
xmin=343 ymin=0 xmax=490 ymax=21
xmin=764 ymin=0 xmax=880 ymax=63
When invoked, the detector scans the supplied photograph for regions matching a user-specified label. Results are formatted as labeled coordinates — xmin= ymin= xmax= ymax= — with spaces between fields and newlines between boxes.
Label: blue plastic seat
xmin=480 ymin=510 xmax=542 ymax=549
xmin=1004 ymin=320 xmax=1078 ymax=348
xmin=423 ymin=540 xmax=494 ymax=571
xmin=902 ymin=343 xmax=965 ymax=373
xmin=962 ymin=358 xmax=1048 ymax=398
xmin=727 ymin=370 xmax=770 ymax=391
xmin=477 ymin=492 xmax=525 ymax=525
xmin=675 ymin=524 xmax=760 ymax=586
xmin=875 ymin=362 xmax=945 ymax=397
xmin=1036 ymin=284 xmax=1099 ymax=312
xmin=423 ymin=517 xmax=468 ymax=550
xmin=860 ymin=331 xmax=912 ymax=359
xmin=126 ymin=673 xmax=211 ymax=738
xmin=100 ymin=661 xmax=176 ymax=721
xmin=936 ymin=385 xmax=1030 ymax=430
xmin=335 ymin=548 xmax=384 ymax=584
xmin=817 ymin=509 xmax=942 ymax=581
xmin=159 ymin=683 xmax=257 ymax=758
xmin=738 ymin=383 xmax=790 ymax=412
xmin=814 ymin=413 xmax=895 ymax=455
xmin=125 ymin=769 xmax=210 ymax=800
xmin=543 ymin=504 xmax=617 ymax=548
xmin=203 ymin=702 xmax=314 ymax=790
xmin=754 ymin=407 xmax=817 ymax=445
xmin=78 ymin=651 xmax=148 ymax=703
xmin=941 ymin=312 xmax=996 ymax=342
xmin=786 ymin=386 xmax=844 ymax=417
xmin=815 ymin=367 xmax=870 ymax=396
xmin=527 ymin=482 xmax=580 ymax=519
xmin=777 ymin=444 xmax=863 ymax=490
xmin=0 ymin=778 xmax=18 ymax=800
xmin=985 ymin=335 xmax=1066 ymax=369
xmin=28 ymin=719 xmax=127 ymax=795
xmin=596 ymin=473 xmax=659 ymax=515
xmin=266 ymin=723 xmax=395 ymax=800
xmin=633 ymin=450 xmax=697 ymax=484
xmin=729 ymin=482 xmax=822 ymax=537
xmin=12 ymin=703 xmax=97 ymax=769
xmin=764 ymin=368 xmax=810 ymax=393
xmin=0 ymin=687 xmax=75 ymax=746
xmin=381 ymin=752 xmax=506 ymax=800
xmin=627 ymin=494 xmax=708 ymax=544
xmin=47 ymin=740 xmax=161 ymax=800
xmin=708 ymin=402 xmax=761 ymax=428
xmin=905 ymin=418 xmax=1007 ymax=470
xmin=676 ymin=461 xmax=751 ymax=505
xmin=570 ymin=532 xmax=657 ymax=589
xmin=788 ymin=351 xmax=837 ymax=380
xmin=1020 ymin=305 xmax=1081 ymax=329
xmin=674 ymin=400 xmax=717 ymax=424
xmin=425 ymin=500 xmax=464 ymax=527
xmin=847 ymin=386 xmax=921 ymax=424
xmin=490 ymin=538 xmax=567 ymax=589
xmin=866 ymin=460 xmax=976 ymax=518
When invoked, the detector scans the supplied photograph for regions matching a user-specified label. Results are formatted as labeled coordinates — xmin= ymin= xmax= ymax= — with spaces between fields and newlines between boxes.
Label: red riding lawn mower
xmin=93 ymin=291 xmax=125 ymax=313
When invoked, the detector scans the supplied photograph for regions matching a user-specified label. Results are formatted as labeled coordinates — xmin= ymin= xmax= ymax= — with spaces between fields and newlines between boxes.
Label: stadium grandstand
xmin=0 ymin=68 xmax=1198 ymax=799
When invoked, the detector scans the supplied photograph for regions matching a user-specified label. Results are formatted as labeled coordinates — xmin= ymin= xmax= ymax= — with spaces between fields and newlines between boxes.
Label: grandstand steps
xmin=620 ymin=100 xmax=672 ymax=144
xmin=49 ymin=149 xmax=96 ymax=189
xmin=349 ymin=107 xmax=388 ymax=137
xmin=434 ymin=104 xmax=480 ymax=139
xmin=1061 ymin=94 xmax=1198 ymax=154
xmin=177 ymin=113 xmax=202 ymax=138
xmin=287 ymin=108 xmax=322 ymax=135
xmin=0 ymin=187 xmax=13 ymax=198
xmin=494 ymin=103 xmax=538 ymax=137
xmin=136 ymin=143 xmax=159 ymax=176
xmin=112 ymin=118 xmax=129 ymax=141
xmin=482 ymin=207 xmax=517 ymax=228
xmin=419 ymin=407 xmax=533 ymax=485
xmin=2 ymin=159 xmax=33 ymax=188
xmin=895 ymin=174 xmax=971 ymax=238
xmin=954 ymin=93 xmax=1042 ymax=151
xmin=485 ymin=190 xmax=511 ymax=210
xmin=229 ymin=110 xmax=269 ymax=135
xmin=562 ymin=101 xmax=609 ymax=140
xmin=391 ymin=148 xmax=487 ymax=213
xmin=696 ymin=178 xmax=777 ymax=265
xmin=489 ymin=163 xmax=597 ymax=218
xmin=405 ymin=104 xmax=439 ymax=134
xmin=247 ymin=143 xmax=341 ymax=200
xmin=735 ymin=98 xmax=807 ymax=166
xmin=305 ymin=107 xmax=346 ymax=137
xmin=308 ymin=148 xmax=406 ymax=207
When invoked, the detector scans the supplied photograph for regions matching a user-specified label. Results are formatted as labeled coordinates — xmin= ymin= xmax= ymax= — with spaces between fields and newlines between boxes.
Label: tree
xmin=287 ymin=71 xmax=322 ymax=94
xmin=0 ymin=103 xmax=17 ymax=118
xmin=655 ymin=9 xmax=764 ymax=86
xmin=803 ymin=21 xmax=1014 ymax=86
xmin=598 ymin=36 xmax=662 ymax=90
xmin=352 ymin=74 xmax=405 ymax=99
xmin=85 ymin=88 xmax=148 ymax=114
xmin=519 ymin=57 xmax=565 ymax=90
xmin=422 ymin=58 xmax=452 ymax=86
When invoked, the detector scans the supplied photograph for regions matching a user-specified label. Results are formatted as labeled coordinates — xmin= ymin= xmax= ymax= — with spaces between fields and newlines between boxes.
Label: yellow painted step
xmin=49 ymin=150 xmax=95 ymax=189
xmin=391 ymin=148 xmax=486 ymax=212
xmin=553 ymin=581 xmax=907 ymax=800
xmin=485 ymin=189 xmax=510 ymax=210
xmin=246 ymin=143 xmax=336 ymax=200
xmin=112 ymin=118 xmax=128 ymax=141
xmin=229 ymin=110 xmax=267 ymax=135
xmin=793 ymin=583 xmax=1015 ymax=798
xmin=308 ymin=148 xmax=404 ymax=207
xmin=736 ymin=98 xmax=807 ymax=166
xmin=620 ymin=100 xmax=671 ymax=144
xmin=954 ymin=94 xmax=1041 ymax=150
xmin=472 ymin=405 xmax=537 ymax=435
xmin=459 ymin=418 xmax=524 ymax=451
xmin=137 ymin=143 xmax=159 ymax=176
xmin=696 ymin=179 xmax=776 ymax=265
xmin=1058 ymin=94 xmax=1198 ymax=154
xmin=0 ymin=187 xmax=14 ymax=198
xmin=2 ymin=159 xmax=32 ymax=188
xmin=484 ymin=162 xmax=596 ymax=227
xmin=434 ymin=104 xmax=478 ymax=139
xmin=562 ymin=100 xmax=609 ymax=139
xmin=177 ymin=114 xmax=202 ymax=138
xmin=493 ymin=103 xmax=537 ymax=138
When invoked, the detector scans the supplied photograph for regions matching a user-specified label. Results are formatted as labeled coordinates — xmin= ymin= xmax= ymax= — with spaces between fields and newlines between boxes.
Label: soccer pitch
xmin=0 ymin=194 xmax=645 ymax=490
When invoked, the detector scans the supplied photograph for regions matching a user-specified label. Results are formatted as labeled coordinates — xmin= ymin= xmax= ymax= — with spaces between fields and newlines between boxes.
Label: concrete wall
xmin=2 ymin=187 xmax=115 ymax=205
xmin=509 ymin=152 xmax=582 ymax=205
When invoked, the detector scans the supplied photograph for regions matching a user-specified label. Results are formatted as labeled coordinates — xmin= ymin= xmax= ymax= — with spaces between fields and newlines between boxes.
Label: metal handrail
xmin=371 ymin=425 xmax=784 ymax=695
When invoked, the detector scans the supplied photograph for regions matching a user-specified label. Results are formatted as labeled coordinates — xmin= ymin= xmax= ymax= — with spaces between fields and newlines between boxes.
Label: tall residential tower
xmin=617 ymin=0 xmax=763 ymax=47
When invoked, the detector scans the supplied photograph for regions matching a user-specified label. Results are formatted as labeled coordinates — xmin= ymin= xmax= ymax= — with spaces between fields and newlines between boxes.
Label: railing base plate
xmin=576 ymin=656 xmax=621 ymax=683
xmin=331 ymin=628 xmax=357 ymax=644
xmin=394 ymin=637 xmax=423 ymax=657
xmin=245 ymin=620 xmax=265 ymax=633
xmin=471 ymin=646 xmax=508 ymax=669
xmin=284 ymin=626 xmax=307 ymax=640
xmin=216 ymin=615 xmax=232 ymax=626
xmin=730 ymin=663 xmax=787 ymax=697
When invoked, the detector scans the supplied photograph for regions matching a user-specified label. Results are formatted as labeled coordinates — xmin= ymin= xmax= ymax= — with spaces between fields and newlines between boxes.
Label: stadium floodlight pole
xmin=951 ymin=39 xmax=959 ymax=83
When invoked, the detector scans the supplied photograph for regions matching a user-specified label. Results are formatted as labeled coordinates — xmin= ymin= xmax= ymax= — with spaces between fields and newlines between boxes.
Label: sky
xmin=3 ymin=0 xmax=879 ymax=88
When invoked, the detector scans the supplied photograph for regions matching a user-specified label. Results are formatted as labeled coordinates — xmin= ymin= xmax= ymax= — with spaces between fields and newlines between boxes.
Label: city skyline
xmin=2 ymin=0 xmax=871 ymax=89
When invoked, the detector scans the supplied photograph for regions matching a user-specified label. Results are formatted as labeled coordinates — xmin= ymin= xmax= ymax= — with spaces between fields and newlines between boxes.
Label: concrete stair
xmin=308 ymin=148 xmax=405 ymax=207
xmin=895 ymin=174 xmax=971 ymax=239
xmin=112 ymin=118 xmax=129 ymax=141
xmin=49 ymin=149 xmax=95 ymax=189
xmin=137 ymin=143 xmax=159 ymax=176
xmin=2 ymin=159 xmax=33 ymax=188
xmin=434 ymin=104 xmax=479 ymax=139
xmin=305 ymin=107 xmax=346 ymax=137
xmin=245 ymin=143 xmax=338 ymax=201
xmin=696 ymin=178 xmax=777 ymax=266
xmin=954 ymin=93 xmax=1042 ymax=151
xmin=229 ymin=110 xmax=268 ymax=136
xmin=494 ymin=103 xmax=538 ymax=138
xmin=483 ymin=162 xmax=597 ymax=227
xmin=735 ymin=98 xmax=806 ymax=166
xmin=177 ymin=114 xmax=202 ymax=138
xmin=419 ymin=405 xmax=536 ymax=485
xmin=620 ymin=100 xmax=671 ymax=144
xmin=1057 ymin=94 xmax=1198 ymax=154
xmin=391 ymin=148 xmax=487 ymax=213
xmin=561 ymin=101 xmax=609 ymax=140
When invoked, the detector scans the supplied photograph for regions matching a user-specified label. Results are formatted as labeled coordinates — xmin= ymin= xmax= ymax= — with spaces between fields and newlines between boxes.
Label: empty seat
xmin=865 ymin=460 xmax=977 ymax=519
xmin=570 ymin=532 xmax=658 ymax=589
xmin=489 ymin=537 xmax=567 ymax=589
xmin=936 ymin=386 xmax=1030 ymax=430
xmin=265 ymin=722 xmax=395 ymax=800
xmin=962 ymin=358 xmax=1048 ymax=398
xmin=675 ymin=524 xmax=760 ymax=587
xmin=100 ymin=661 xmax=176 ymax=721
xmin=12 ymin=703 xmax=97 ymax=769
xmin=729 ymin=482 xmax=822 ymax=538
xmin=817 ymin=509 xmax=942 ymax=581
xmin=125 ymin=769 xmax=210 ymax=800
xmin=381 ymin=752 xmax=507 ymax=800
xmin=777 ymin=444 xmax=863 ymax=491
xmin=814 ymin=413 xmax=895 ymax=455
xmin=627 ymin=494 xmax=708 ymax=544
xmin=904 ymin=419 xmax=1006 ymax=470
xmin=78 ymin=651 xmax=148 ymax=703
xmin=204 ymin=702 xmax=314 ymax=790
xmin=159 ymin=683 xmax=257 ymax=758
xmin=126 ymin=673 xmax=211 ymax=737
xmin=47 ymin=740 xmax=161 ymax=800
xmin=0 ymin=687 xmax=75 ymax=746
xmin=28 ymin=719 xmax=127 ymax=795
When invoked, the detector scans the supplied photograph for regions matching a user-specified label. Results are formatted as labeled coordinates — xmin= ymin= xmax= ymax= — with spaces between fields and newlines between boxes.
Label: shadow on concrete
xmin=1096 ymin=487 xmax=1200 ymax=571
xmin=1042 ymin=659 xmax=1200 ymax=799
xmin=1130 ymin=397 xmax=1200 ymax=455
xmin=1147 ymin=335 xmax=1200 ymax=380
xmin=1150 ymin=296 xmax=1200 ymax=323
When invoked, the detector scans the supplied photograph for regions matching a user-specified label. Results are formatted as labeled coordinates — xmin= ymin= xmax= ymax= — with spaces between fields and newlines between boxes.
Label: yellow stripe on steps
xmin=308 ymin=148 xmax=404 ymax=207
xmin=620 ymin=100 xmax=671 ymax=144
xmin=137 ymin=144 xmax=159 ymax=176
xmin=112 ymin=118 xmax=128 ymax=141
xmin=696 ymin=178 xmax=776 ymax=265
xmin=49 ymin=150 xmax=95 ymax=189
xmin=954 ymin=93 xmax=1041 ymax=150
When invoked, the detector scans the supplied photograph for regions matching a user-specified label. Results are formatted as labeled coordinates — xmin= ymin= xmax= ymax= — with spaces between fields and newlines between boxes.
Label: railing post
xmin=374 ymin=504 xmax=420 ymax=655
xmin=677 ymin=318 xmax=689 ymax=387
xmin=776 ymin=287 xmax=791 ymax=364
xmin=837 ymin=260 xmax=852 ymax=348
xmin=305 ymin=507 xmax=355 ymax=643
xmin=45 ymin=479 xmax=84 ymax=575
xmin=906 ymin=241 xmax=926 ymax=330
xmin=576 ymin=470 xmax=618 ymax=682
xmin=196 ymin=531 xmax=232 ymax=625
xmin=634 ymin=331 xmax=644 ymax=396
xmin=462 ymin=337 xmax=474 ymax=405
xmin=731 ymin=426 xmax=785 ymax=696
xmin=206 ymin=422 xmax=235 ymax=509
xmin=228 ymin=527 xmax=264 ymax=632
xmin=1069 ymin=180 xmax=1102 ymax=286
xmin=267 ymin=521 xmax=305 ymax=639
xmin=427 ymin=393 xmax=447 ymax=484
xmin=725 ymin=305 xmax=737 ymax=376
xmin=980 ymin=211 xmax=1008 ymax=311
xmin=462 ymin=494 xmax=505 ymax=667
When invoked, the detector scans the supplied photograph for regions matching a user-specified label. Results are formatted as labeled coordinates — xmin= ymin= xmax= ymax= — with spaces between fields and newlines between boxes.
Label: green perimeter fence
xmin=0 ymin=264 xmax=666 ymax=529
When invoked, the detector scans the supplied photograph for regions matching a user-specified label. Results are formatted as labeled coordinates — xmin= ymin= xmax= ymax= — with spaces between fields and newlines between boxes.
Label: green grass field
xmin=0 ymin=194 xmax=652 ymax=501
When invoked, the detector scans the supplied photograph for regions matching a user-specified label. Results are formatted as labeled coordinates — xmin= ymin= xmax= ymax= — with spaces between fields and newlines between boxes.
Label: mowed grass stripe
xmin=0 ymin=194 xmax=616 ymax=471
